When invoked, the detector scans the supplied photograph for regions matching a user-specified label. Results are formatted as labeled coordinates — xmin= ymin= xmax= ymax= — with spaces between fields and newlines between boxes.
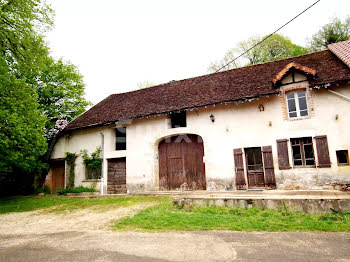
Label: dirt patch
xmin=0 ymin=202 xmax=155 ymax=235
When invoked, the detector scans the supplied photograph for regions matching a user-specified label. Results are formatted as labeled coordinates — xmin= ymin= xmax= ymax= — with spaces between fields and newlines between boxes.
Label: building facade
xmin=46 ymin=41 xmax=350 ymax=193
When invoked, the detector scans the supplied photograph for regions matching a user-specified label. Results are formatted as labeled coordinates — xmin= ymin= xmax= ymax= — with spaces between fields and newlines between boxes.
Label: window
xmin=86 ymin=167 xmax=101 ymax=180
xmin=116 ymin=127 xmax=126 ymax=150
xmin=245 ymin=147 xmax=263 ymax=171
xmin=291 ymin=137 xmax=315 ymax=167
xmin=336 ymin=150 xmax=349 ymax=165
xmin=286 ymin=90 xmax=308 ymax=118
xmin=170 ymin=111 xmax=186 ymax=128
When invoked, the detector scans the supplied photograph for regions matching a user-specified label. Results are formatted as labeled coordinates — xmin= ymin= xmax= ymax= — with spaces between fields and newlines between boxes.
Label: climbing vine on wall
xmin=65 ymin=152 xmax=78 ymax=188
xmin=80 ymin=147 xmax=103 ymax=179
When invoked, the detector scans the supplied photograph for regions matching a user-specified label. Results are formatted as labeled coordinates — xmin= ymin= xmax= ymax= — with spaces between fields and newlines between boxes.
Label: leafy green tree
xmin=0 ymin=56 xmax=47 ymax=194
xmin=308 ymin=17 xmax=350 ymax=51
xmin=208 ymin=34 xmax=308 ymax=72
xmin=0 ymin=0 xmax=90 ymax=194
xmin=36 ymin=57 xmax=91 ymax=137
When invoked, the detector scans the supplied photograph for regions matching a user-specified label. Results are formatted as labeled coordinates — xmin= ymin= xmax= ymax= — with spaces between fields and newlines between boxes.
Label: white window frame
xmin=286 ymin=90 xmax=309 ymax=119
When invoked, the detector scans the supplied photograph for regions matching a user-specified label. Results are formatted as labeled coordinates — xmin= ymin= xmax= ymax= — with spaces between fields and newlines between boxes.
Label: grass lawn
xmin=115 ymin=201 xmax=350 ymax=232
xmin=2 ymin=196 xmax=350 ymax=232
xmin=0 ymin=196 xmax=168 ymax=214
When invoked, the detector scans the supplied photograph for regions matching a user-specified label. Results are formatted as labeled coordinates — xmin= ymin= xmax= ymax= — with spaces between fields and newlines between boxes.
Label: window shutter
xmin=276 ymin=139 xmax=291 ymax=169
xmin=233 ymin=148 xmax=246 ymax=190
xmin=314 ymin=135 xmax=331 ymax=168
xmin=262 ymin=146 xmax=276 ymax=189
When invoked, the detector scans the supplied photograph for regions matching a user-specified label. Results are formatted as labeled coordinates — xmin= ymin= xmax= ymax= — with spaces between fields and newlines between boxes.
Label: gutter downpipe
xmin=328 ymin=89 xmax=350 ymax=101
xmin=100 ymin=132 xmax=104 ymax=195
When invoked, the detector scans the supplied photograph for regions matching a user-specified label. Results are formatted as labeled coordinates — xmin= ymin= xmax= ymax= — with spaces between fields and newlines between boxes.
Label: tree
xmin=0 ymin=0 xmax=90 ymax=194
xmin=0 ymin=56 xmax=47 ymax=194
xmin=1 ymin=1 xmax=90 ymax=138
xmin=308 ymin=17 xmax=350 ymax=52
xmin=208 ymin=34 xmax=308 ymax=72
xmin=36 ymin=57 xmax=91 ymax=138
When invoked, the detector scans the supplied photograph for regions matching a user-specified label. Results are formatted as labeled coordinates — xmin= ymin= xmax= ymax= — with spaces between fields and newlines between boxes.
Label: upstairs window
xmin=170 ymin=111 xmax=187 ymax=128
xmin=291 ymin=137 xmax=315 ymax=167
xmin=286 ymin=90 xmax=308 ymax=119
xmin=116 ymin=127 xmax=126 ymax=150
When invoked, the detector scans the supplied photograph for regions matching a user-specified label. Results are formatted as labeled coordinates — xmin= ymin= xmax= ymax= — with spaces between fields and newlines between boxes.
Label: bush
xmin=56 ymin=186 xmax=97 ymax=196
xmin=35 ymin=185 xmax=51 ymax=195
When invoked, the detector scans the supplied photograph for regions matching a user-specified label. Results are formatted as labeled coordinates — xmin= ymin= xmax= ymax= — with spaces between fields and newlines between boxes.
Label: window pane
xmin=171 ymin=111 xmax=187 ymax=128
xmin=287 ymin=98 xmax=296 ymax=112
xmin=253 ymin=148 xmax=263 ymax=165
xmin=297 ymin=91 xmax=306 ymax=98
xmin=298 ymin=96 xmax=308 ymax=111
xmin=286 ymin=93 xmax=295 ymax=99
xmin=337 ymin=150 xmax=349 ymax=165
xmin=291 ymin=138 xmax=299 ymax=145
xmin=245 ymin=147 xmax=262 ymax=171
xmin=303 ymin=137 xmax=312 ymax=144
xmin=305 ymin=159 xmax=315 ymax=166
xmin=255 ymin=164 xmax=263 ymax=171
xmin=304 ymin=144 xmax=314 ymax=160
xmin=116 ymin=127 xmax=127 ymax=150
xmin=289 ymin=112 xmax=297 ymax=118
xmin=246 ymin=149 xmax=254 ymax=166
xmin=300 ymin=110 xmax=308 ymax=117
xmin=294 ymin=159 xmax=302 ymax=166
xmin=292 ymin=145 xmax=302 ymax=161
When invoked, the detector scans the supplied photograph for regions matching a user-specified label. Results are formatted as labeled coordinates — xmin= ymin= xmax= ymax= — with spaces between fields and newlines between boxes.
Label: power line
xmin=213 ymin=0 xmax=321 ymax=74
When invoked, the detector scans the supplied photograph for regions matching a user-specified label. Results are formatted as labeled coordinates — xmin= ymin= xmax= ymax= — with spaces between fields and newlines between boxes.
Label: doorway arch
xmin=158 ymin=134 xmax=206 ymax=190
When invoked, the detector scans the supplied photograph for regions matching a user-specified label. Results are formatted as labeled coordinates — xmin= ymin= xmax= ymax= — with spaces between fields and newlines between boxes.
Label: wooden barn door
xmin=51 ymin=161 xmax=65 ymax=193
xmin=107 ymin=158 xmax=127 ymax=194
xmin=159 ymin=135 xmax=206 ymax=190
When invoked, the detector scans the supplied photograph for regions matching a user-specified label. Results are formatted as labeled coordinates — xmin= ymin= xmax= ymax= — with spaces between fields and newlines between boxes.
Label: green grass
xmin=0 ymin=196 xmax=169 ymax=214
xmin=115 ymin=202 xmax=350 ymax=232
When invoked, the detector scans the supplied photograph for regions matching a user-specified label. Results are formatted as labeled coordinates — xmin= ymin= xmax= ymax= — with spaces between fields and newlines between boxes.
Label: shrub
xmin=56 ymin=186 xmax=97 ymax=196
xmin=35 ymin=185 xmax=51 ymax=195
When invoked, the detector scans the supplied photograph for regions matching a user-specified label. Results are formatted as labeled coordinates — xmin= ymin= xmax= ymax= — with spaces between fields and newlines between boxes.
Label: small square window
xmin=170 ymin=111 xmax=187 ymax=128
xmin=336 ymin=150 xmax=349 ymax=165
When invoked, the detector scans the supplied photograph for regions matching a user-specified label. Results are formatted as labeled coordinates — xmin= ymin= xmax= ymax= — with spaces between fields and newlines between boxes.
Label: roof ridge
xmin=110 ymin=49 xmax=330 ymax=97
xmin=65 ymin=49 xmax=350 ymax=131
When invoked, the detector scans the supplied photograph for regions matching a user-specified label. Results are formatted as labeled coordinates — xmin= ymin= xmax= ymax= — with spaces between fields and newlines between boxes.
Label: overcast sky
xmin=45 ymin=0 xmax=350 ymax=105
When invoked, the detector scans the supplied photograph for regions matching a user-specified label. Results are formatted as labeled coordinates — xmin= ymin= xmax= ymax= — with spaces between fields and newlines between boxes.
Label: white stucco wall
xmin=50 ymin=80 xmax=350 ymax=192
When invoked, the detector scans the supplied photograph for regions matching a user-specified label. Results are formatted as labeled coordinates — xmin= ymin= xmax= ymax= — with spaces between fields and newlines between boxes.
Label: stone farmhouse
xmin=45 ymin=40 xmax=350 ymax=194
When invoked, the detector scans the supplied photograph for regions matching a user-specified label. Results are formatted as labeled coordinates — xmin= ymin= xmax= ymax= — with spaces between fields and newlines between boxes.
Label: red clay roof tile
xmin=328 ymin=40 xmax=350 ymax=68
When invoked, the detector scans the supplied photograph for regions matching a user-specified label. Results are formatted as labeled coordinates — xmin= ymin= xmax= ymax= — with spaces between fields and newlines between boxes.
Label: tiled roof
xmin=328 ymin=40 xmax=350 ymax=68
xmin=65 ymin=49 xmax=350 ymax=131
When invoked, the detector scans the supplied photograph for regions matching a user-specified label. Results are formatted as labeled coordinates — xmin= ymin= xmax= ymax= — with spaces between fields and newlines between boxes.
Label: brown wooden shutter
xmin=314 ymin=135 xmax=331 ymax=168
xmin=234 ymin=148 xmax=246 ymax=190
xmin=276 ymin=139 xmax=291 ymax=169
xmin=262 ymin=146 xmax=276 ymax=189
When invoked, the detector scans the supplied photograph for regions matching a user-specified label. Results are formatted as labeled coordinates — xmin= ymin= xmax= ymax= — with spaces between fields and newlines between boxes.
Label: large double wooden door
xmin=159 ymin=135 xmax=206 ymax=190
xmin=107 ymin=158 xmax=127 ymax=194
